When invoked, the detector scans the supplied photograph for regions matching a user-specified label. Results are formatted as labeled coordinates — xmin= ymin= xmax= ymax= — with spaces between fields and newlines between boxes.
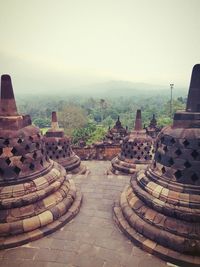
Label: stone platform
xmin=0 ymin=161 xmax=167 ymax=267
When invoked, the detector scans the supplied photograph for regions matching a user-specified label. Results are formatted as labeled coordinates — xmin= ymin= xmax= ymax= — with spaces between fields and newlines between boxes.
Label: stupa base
xmin=107 ymin=167 xmax=135 ymax=175
xmin=59 ymin=155 xmax=88 ymax=175
xmin=0 ymin=180 xmax=82 ymax=250
xmin=108 ymin=157 xmax=149 ymax=175
xmin=68 ymin=163 xmax=88 ymax=175
xmin=113 ymin=186 xmax=200 ymax=267
xmin=109 ymin=157 xmax=137 ymax=175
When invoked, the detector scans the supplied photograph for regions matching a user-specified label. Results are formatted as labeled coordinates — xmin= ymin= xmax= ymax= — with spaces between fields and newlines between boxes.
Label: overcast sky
xmin=0 ymin=0 xmax=199 ymax=92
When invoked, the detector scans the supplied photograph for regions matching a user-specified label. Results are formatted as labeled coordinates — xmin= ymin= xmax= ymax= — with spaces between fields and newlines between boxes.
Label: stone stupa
xmin=146 ymin=114 xmax=161 ymax=138
xmin=44 ymin=111 xmax=87 ymax=174
xmin=113 ymin=64 xmax=200 ymax=266
xmin=104 ymin=116 xmax=128 ymax=144
xmin=109 ymin=110 xmax=154 ymax=174
xmin=0 ymin=75 xmax=82 ymax=249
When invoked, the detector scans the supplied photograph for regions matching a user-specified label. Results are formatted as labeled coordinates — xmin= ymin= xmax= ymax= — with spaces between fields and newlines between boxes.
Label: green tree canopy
xmin=58 ymin=105 xmax=88 ymax=135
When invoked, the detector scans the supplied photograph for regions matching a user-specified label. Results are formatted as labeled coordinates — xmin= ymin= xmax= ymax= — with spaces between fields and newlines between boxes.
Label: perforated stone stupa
xmin=146 ymin=114 xmax=161 ymax=138
xmin=104 ymin=116 xmax=128 ymax=145
xmin=44 ymin=111 xmax=86 ymax=174
xmin=109 ymin=110 xmax=154 ymax=174
xmin=0 ymin=75 xmax=82 ymax=249
xmin=113 ymin=64 xmax=200 ymax=266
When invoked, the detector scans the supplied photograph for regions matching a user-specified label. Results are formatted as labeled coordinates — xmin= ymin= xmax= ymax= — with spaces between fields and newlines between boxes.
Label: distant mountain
xmin=1 ymin=52 xmax=188 ymax=98
xmin=68 ymin=80 xmax=187 ymax=98
xmin=16 ymin=79 xmax=187 ymax=99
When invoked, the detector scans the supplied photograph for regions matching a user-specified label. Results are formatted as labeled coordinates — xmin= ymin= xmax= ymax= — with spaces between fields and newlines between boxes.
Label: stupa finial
xmin=51 ymin=111 xmax=59 ymax=129
xmin=134 ymin=109 xmax=142 ymax=131
xmin=186 ymin=64 xmax=200 ymax=112
xmin=0 ymin=74 xmax=18 ymax=116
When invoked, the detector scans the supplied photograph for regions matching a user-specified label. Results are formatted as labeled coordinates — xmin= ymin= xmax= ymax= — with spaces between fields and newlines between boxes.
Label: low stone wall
xmin=73 ymin=145 xmax=121 ymax=160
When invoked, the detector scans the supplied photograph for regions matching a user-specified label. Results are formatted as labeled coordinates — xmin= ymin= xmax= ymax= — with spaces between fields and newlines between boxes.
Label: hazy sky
xmin=0 ymin=0 xmax=200 ymax=92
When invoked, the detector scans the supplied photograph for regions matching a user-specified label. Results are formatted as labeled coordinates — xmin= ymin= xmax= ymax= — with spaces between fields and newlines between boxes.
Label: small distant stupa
xmin=104 ymin=116 xmax=128 ymax=144
xmin=146 ymin=114 xmax=161 ymax=138
xmin=44 ymin=111 xmax=87 ymax=174
xmin=109 ymin=109 xmax=154 ymax=174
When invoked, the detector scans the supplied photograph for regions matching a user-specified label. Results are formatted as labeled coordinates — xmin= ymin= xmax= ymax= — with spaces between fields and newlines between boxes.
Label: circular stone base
xmin=0 ymin=181 xmax=82 ymax=250
xmin=107 ymin=167 xmax=135 ymax=175
xmin=108 ymin=157 xmax=148 ymax=176
xmin=58 ymin=155 xmax=88 ymax=175
xmin=113 ymin=186 xmax=200 ymax=267
xmin=68 ymin=163 xmax=88 ymax=175
xmin=110 ymin=157 xmax=137 ymax=175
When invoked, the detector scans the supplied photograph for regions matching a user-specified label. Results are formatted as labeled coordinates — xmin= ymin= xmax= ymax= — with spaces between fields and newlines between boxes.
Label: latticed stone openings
xmin=109 ymin=109 xmax=154 ymax=175
xmin=145 ymin=114 xmax=161 ymax=139
xmin=0 ymin=75 xmax=83 ymax=249
xmin=104 ymin=116 xmax=128 ymax=144
xmin=46 ymin=139 xmax=73 ymax=159
xmin=44 ymin=111 xmax=87 ymax=174
xmin=153 ymin=131 xmax=200 ymax=185
xmin=121 ymin=140 xmax=153 ymax=161
xmin=0 ymin=134 xmax=47 ymax=183
xmin=113 ymin=64 xmax=200 ymax=267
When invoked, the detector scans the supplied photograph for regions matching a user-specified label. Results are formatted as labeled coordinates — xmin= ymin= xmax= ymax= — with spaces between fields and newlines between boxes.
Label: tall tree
xmin=58 ymin=105 xmax=88 ymax=135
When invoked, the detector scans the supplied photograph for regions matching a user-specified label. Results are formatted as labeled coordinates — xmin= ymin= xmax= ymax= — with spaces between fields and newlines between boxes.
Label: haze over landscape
xmin=0 ymin=0 xmax=199 ymax=96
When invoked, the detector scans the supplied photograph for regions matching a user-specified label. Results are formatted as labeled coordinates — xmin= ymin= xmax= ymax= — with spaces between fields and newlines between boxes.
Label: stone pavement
xmin=0 ymin=161 xmax=170 ymax=267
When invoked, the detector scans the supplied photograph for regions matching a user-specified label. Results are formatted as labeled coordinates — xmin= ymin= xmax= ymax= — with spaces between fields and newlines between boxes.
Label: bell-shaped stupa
xmin=146 ymin=114 xmax=161 ymax=138
xmin=104 ymin=116 xmax=128 ymax=144
xmin=113 ymin=65 xmax=200 ymax=266
xmin=44 ymin=111 xmax=86 ymax=174
xmin=0 ymin=75 xmax=82 ymax=249
xmin=110 ymin=110 xmax=154 ymax=174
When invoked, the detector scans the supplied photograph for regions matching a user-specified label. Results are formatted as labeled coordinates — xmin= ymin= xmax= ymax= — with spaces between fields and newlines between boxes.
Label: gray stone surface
xmin=0 ymin=161 xmax=168 ymax=267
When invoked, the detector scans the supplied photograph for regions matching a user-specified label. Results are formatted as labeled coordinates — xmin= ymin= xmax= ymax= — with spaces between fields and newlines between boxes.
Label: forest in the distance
xmin=16 ymin=86 xmax=187 ymax=145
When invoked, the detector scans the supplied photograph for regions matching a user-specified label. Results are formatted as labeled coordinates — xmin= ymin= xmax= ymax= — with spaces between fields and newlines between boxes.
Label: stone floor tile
xmin=31 ymin=236 xmax=53 ymax=248
xmin=77 ymin=243 xmax=95 ymax=255
xmin=0 ymin=249 xmax=6 ymax=259
xmin=47 ymin=263 xmax=75 ymax=267
xmin=103 ymin=261 xmax=122 ymax=267
xmin=0 ymin=259 xmax=21 ymax=267
xmin=34 ymin=248 xmax=59 ymax=262
xmin=97 ymin=247 xmax=121 ymax=262
xmin=50 ymin=229 xmax=77 ymax=241
xmin=121 ymin=255 xmax=141 ymax=267
xmin=64 ymin=242 xmax=81 ymax=253
xmin=20 ymin=260 xmax=47 ymax=267
xmin=3 ymin=247 xmax=38 ymax=260
xmin=52 ymin=239 xmax=80 ymax=252
xmin=55 ymin=250 xmax=77 ymax=263
xmin=94 ymin=238 xmax=125 ymax=251
xmin=131 ymin=246 xmax=147 ymax=257
xmin=138 ymin=257 xmax=167 ymax=267
xmin=72 ymin=255 xmax=105 ymax=267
